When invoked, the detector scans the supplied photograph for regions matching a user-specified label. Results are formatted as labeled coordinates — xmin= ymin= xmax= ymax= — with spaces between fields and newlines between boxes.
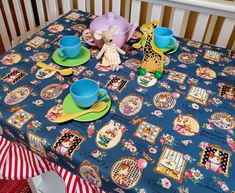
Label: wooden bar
xmin=77 ymin=0 xmax=86 ymax=12
xmin=112 ymin=0 xmax=121 ymax=16
xmin=146 ymin=0 xmax=235 ymax=19
xmin=149 ymin=3 xmax=164 ymax=25
xmin=171 ymin=8 xmax=189 ymax=37
xmin=130 ymin=0 xmax=141 ymax=24
xmin=13 ymin=0 xmax=27 ymax=37
xmin=192 ymin=13 xmax=209 ymax=42
xmin=124 ymin=0 xmax=131 ymax=21
xmin=204 ymin=15 xmax=218 ymax=43
xmin=0 ymin=9 xmax=11 ymax=51
xmin=232 ymin=40 xmax=235 ymax=50
xmin=35 ymin=0 xmax=46 ymax=27
xmin=2 ymin=0 xmax=17 ymax=41
xmin=145 ymin=3 xmax=152 ymax=23
xmin=86 ymin=0 xmax=91 ymax=13
xmin=104 ymin=0 xmax=110 ymax=13
xmin=24 ymin=0 xmax=36 ymax=33
xmin=95 ymin=0 xmax=103 ymax=16
xmin=62 ymin=0 xmax=72 ymax=14
xmin=47 ymin=0 xmax=58 ymax=21
xmin=216 ymin=17 xmax=235 ymax=48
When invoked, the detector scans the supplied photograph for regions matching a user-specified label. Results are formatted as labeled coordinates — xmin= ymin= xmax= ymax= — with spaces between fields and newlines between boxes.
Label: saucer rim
xmin=62 ymin=94 xmax=111 ymax=122
xmin=52 ymin=46 xmax=90 ymax=67
xmin=159 ymin=42 xmax=179 ymax=54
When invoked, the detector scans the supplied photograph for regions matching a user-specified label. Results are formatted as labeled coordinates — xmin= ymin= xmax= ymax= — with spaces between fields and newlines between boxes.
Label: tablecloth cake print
xmin=0 ymin=10 xmax=234 ymax=193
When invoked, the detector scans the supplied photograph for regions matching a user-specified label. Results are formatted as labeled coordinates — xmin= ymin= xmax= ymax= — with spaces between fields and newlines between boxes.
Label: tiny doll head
xmin=94 ymin=25 xmax=120 ymax=45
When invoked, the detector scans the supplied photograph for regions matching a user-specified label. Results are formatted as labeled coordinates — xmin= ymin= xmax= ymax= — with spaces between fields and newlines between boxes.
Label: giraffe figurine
xmin=134 ymin=20 xmax=165 ymax=79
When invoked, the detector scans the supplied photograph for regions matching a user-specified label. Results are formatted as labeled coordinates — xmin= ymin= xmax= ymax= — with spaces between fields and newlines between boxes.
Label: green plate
xmin=62 ymin=94 xmax=111 ymax=122
xmin=160 ymin=43 xmax=179 ymax=54
xmin=52 ymin=46 xmax=90 ymax=67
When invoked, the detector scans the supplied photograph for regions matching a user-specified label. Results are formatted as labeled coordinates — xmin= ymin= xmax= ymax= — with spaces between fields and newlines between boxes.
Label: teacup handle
xmin=82 ymin=29 xmax=96 ymax=46
xmin=97 ymin=88 xmax=108 ymax=102
xmin=167 ymin=37 xmax=177 ymax=49
xmin=58 ymin=48 xmax=68 ymax=60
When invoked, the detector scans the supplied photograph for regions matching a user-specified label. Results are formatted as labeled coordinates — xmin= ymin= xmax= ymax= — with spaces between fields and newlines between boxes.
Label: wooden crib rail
xmin=141 ymin=0 xmax=235 ymax=49
xmin=152 ymin=0 xmax=235 ymax=18
xmin=0 ymin=0 xmax=234 ymax=51
xmin=63 ymin=0 xmax=235 ymax=50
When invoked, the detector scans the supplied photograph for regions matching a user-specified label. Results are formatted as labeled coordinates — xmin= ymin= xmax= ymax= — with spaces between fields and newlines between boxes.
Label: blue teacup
xmin=58 ymin=36 xmax=81 ymax=60
xmin=154 ymin=27 xmax=177 ymax=49
xmin=70 ymin=79 xmax=108 ymax=108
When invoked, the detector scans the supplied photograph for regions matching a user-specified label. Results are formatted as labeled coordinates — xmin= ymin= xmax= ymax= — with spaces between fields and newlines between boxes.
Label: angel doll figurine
xmin=95 ymin=26 xmax=125 ymax=71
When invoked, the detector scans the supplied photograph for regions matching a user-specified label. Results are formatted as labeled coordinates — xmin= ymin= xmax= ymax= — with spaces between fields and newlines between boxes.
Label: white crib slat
xmin=62 ymin=0 xmax=72 ymax=14
xmin=55 ymin=0 xmax=59 ymax=17
xmin=148 ymin=3 xmax=164 ymax=25
xmin=2 ymin=0 xmax=17 ymax=41
xmin=171 ymin=8 xmax=189 ymax=37
xmin=168 ymin=8 xmax=175 ymax=30
xmin=47 ymin=0 xmax=58 ymax=21
xmin=36 ymin=0 xmax=46 ymax=27
xmin=70 ymin=0 xmax=74 ymax=10
xmin=192 ymin=13 xmax=209 ymax=42
xmin=77 ymin=0 xmax=86 ymax=12
xmin=12 ymin=0 xmax=27 ymax=37
xmin=216 ymin=18 xmax=235 ymax=48
xmin=112 ymin=0 xmax=121 ymax=16
xmin=151 ymin=4 xmax=164 ymax=25
xmin=95 ymin=0 xmax=103 ymax=16
xmin=45 ymin=0 xmax=50 ymax=21
xmin=124 ymin=0 xmax=131 ymax=21
xmin=104 ymin=0 xmax=110 ymax=13
xmin=24 ymin=0 xmax=36 ymax=33
xmin=145 ymin=3 xmax=152 ymax=24
xmin=0 ymin=9 xmax=11 ymax=51
xmin=204 ymin=15 xmax=218 ymax=43
xmin=130 ymin=0 xmax=141 ymax=24
xmin=86 ymin=0 xmax=91 ymax=13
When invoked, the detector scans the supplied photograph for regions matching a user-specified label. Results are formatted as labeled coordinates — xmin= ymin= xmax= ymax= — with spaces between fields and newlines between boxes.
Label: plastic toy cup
xmin=154 ymin=27 xmax=177 ymax=49
xmin=58 ymin=36 xmax=81 ymax=60
xmin=70 ymin=79 xmax=108 ymax=108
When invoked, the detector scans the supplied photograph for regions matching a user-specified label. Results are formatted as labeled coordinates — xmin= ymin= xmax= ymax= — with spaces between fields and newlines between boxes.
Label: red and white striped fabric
xmin=0 ymin=136 xmax=104 ymax=193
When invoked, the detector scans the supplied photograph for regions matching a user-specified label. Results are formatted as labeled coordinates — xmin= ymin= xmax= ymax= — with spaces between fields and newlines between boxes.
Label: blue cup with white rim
xmin=58 ymin=36 xmax=81 ymax=60
xmin=154 ymin=27 xmax=177 ymax=49
xmin=70 ymin=79 xmax=108 ymax=108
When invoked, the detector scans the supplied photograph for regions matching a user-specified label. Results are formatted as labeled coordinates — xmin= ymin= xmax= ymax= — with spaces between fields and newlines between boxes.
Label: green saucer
xmin=160 ymin=43 xmax=179 ymax=54
xmin=62 ymin=94 xmax=111 ymax=122
xmin=52 ymin=46 xmax=90 ymax=67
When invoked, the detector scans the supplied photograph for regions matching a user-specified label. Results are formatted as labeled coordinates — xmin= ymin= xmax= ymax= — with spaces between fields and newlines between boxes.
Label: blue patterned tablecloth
xmin=0 ymin=10 xmax=235 ymax=193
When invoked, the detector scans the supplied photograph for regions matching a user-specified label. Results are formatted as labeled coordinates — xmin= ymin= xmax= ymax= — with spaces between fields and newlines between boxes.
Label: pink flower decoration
xmin=185 ymin=170 xmax=193 ymax=178
xmin=200 ymin=142 xmax=210 ymax=149
xmin=137 ymin=158 xmax=147 ymax=169
xmin=61 ymin=84 xmax=69 ymax=90
xmin=149 ymin=147 xmax=157 ymax=154
xmin=128 ymin=139 xmax=134 ymax=144
xmin=161 ymin=178 xmax=171 ymax=189
xmin=91 ymin=150 xmax=102 ymax=158
xmin=160 ymin=137 xmax=167 ymax=144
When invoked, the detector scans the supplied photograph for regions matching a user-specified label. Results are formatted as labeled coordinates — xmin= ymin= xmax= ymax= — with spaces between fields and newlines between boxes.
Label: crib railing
xmin=140 ymin=0 xmax=235 ymax=48
xmin=0 ymin=0 xmax=234 ymax=51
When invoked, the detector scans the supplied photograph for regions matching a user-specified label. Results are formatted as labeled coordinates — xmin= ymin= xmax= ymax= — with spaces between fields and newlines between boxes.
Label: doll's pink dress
xmin=102 ymin=43 xmax=121 ymax=66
